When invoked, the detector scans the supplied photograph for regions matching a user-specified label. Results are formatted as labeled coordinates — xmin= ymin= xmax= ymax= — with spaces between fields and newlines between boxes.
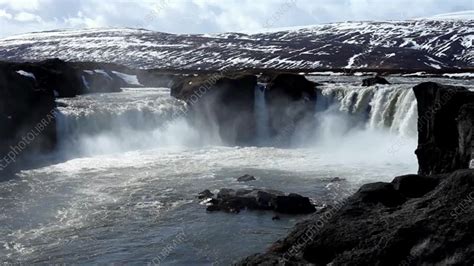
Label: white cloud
xmin=0 ymin=0 xmax=472 ymax=37
xmin=0 ymin=0 xmax=42 ymax=11
xmin=14 ymin=12 xmax=42 ymax=22
xmin=0 ymin=8 xmax=12 ymax=19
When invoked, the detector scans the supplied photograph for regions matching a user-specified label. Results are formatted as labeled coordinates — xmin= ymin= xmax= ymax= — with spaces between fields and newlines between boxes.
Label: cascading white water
xmin=318 ymin=83 xmax=418 ymax=138
xmin=55 ymin=88 xmax=209 ymax=156
xmin=254 ymin=84 xmax=270 ymax=144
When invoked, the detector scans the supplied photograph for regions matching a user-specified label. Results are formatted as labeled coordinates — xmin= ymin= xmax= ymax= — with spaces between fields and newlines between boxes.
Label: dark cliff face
xmin=0 ymin=63 xmax=57 ymax=171
xmin=0 ymin=59 xmax=129 ymax=98
xmin=170 ymin=72 xmax=316 ymax=145
xmin=413 ymin=82 xmax=474 ymax=175
xmin=171 ymin=73 xmax=258 ymax=144
xmin=0 ymin=59 xmax=131 ymax=172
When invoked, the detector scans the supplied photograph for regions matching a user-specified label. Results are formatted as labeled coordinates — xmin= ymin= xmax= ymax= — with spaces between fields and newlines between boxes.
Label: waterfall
xmin=54 ymin=88 xmax=209 ymax=156
xmin=317 ymin=83 xmax=418 ymax=138
xmin=254 ymin=84 xmax=270 ymax=145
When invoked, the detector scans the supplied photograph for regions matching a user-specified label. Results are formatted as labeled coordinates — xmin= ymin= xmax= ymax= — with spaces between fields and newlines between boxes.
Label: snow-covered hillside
xmin=0 ymin=18 xmax=472 ymax=71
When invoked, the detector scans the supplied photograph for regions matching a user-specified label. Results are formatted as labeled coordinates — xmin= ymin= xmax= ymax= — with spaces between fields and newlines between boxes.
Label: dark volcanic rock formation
xmin=266 ymin=73 xmax=317 ymax=101
xmin=239 ymin=170 xmax=474 ymax=265
xmin=362 ymin=76 xmax=390 ymax=86
xmin=205 ymin=188 xmax=316 ymax=214
xmin=0 ymin=59 xmax=135 ymax=172
xmin=265 ymin=73 xmax=316 ymax=142
xmin=170 ymin=72 xmax=318 ymax=145
xmin=172 ymin=73 xmax=258 ymax=144
xmin=0 ymin=59 xmax=129 ymax=97
xmin=414 ymin=82 xmax=474 ymax=175
xmin=0 ymin=63 xmax=57 ymax=171
xmin=236 ymin=174 xmax=256 ymax=182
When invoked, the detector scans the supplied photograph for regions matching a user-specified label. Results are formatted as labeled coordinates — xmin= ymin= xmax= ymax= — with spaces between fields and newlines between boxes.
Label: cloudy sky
xmin=0 ymin=0 xmax=472 ymax=37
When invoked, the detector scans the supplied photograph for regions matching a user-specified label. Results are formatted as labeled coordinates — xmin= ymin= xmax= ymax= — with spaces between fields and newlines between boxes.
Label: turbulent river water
xmin=0 ymin=76 xmax=471 ymax=264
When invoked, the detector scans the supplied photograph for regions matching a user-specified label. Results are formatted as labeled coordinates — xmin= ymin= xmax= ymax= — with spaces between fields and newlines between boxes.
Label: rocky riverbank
xmin=238 ymin=83 xmax=474 ymax=265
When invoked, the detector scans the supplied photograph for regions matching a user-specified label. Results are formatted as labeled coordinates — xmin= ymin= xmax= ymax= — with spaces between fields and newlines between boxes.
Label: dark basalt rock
xmin=358 ymin=182 xmax=405 ymax=207
xmin=0 ymin=59 xmax=131 ymax=173
xmin=362 ymin=76 xmax=390 ymax=86
xmin=206 ymin=188 xmax=315 ymax=214
xmin=265 ymin=73 xmax=317 ymax=143
xmin=330 ymin=177 xmax=344 ymax=182
xmin=0 ymin=63 xmax=57 ymax=171
xmin=0 ymin=59 xmax=126 ymax=97
xmin=413 ymin=82 xmax=474 ymax=175
xmin=273 ymin=193 xmax=316 ymax=214
xmin=266 ymin=73 xmax=317 ymax=101
xmin=170 ymin=72 xmax=319 ymax=146
xmin=197 ymin=189 xmax=214 ymax=199
xmin=236 ymin=174 xmax=256 ymax=182
xmin=457 ymin=103 xmax=474 ymax=170
xmin=81 ymin=69 xmax=122 ymax=93
xmin=171 ymin=73 xmax=258 ymax=145
xmin=391 ymin=174 xmax=439 ymax=198
xmin=238 ymin=170 xmax=474 ymax=265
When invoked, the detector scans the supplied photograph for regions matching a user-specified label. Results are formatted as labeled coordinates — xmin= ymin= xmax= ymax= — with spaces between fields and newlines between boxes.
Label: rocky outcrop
xmin=0 ymin=59 xmax=130 ymax=97
xmin=362 ymin=76 xmax=390 ymax=86
xmin=0 ymin=59 xmax=136 ymax=173
xmin=413 ymin=82 xmax=474 ymax=175
xmin=170 ymin=72 xmax=318 ymax=145
xmin=203 ymin=188 xmax=316 ymax=214
xmin=172 ymin=73 xmax=258 ymax=144
xmin=458 ymin=103 xmax=474 ymax=170
xmin=0 ymin=63 xmax=57 ymax=172
xmin=236 ymin=174 xmax=256 ymax=182
xmin=266 ymin=73 xmax=317 ymax=101
xmin=239 ymin=170 xmax=474 ymax=265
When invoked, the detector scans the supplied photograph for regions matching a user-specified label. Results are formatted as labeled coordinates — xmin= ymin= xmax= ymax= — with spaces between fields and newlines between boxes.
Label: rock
xmin=236 ymin=174 xmax=256 ymax=182
xmin=81 ymin=69 xmax=122 ymax=93
xmin=391 ymin=174 xmax=439 ymax=198
xmin=205 ymin=188 xmax=315 ymax=214
xmin=0 ymin=62 xmax=57 ymax=171
xmin=273 ymin=193 xmax=316 ymax=214
xmin=266 ymin=73 xmax=317 ymax=143
xmin=272 ymin=215 xmax=281 ymax=220
xmin=330 ymin=177 xmax=344 ymax=182
xmin=171 ymin=73 xmax=258 ymax=145
xmin=197 ymin=189 xmax=214 ymax=199
xmin=266 ymin=73 xmax=317 ymax=101
xmin=413 ymin=82 xmax=474 ymax=175
xmin=358 ymin=182 xmax=405 ymax=207
xmin=362 ymin=76 xmax=390 ymax=86
xmin=238 ymin=170 xmax=474 ymax=265
xmin=457 ymin=103 xmax=474 ymax=170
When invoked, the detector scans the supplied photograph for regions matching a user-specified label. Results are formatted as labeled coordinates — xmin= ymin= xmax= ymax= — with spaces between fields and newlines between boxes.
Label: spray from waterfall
xmin=291 ymin=83 xmax=419 ymax=164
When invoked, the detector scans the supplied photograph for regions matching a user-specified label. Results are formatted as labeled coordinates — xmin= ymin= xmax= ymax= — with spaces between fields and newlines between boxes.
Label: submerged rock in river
xmin=236 ymin=174 xmax=256 ymax=182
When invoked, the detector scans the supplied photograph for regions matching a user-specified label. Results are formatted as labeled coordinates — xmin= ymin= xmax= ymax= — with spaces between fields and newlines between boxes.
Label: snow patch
xmin=16 ymin=70 xmax=36 ymax=80
xmin=442 ymin=73 xmax=474 ymax=78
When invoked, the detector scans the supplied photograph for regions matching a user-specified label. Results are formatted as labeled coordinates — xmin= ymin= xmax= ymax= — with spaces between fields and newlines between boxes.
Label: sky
xmin=0 ymin=0 xmax=472 ymax=37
